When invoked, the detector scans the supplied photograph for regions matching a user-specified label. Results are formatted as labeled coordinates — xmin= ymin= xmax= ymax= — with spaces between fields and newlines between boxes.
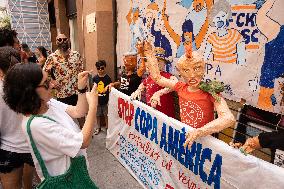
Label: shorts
xmin=0 ymin=149 xmax=34 ymax=174
xmin=97 ymin=104 xmax=108 ymax=117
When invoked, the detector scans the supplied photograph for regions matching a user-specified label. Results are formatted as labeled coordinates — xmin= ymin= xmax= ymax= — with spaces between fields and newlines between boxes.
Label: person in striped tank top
xmin=204 ymin=0 xmax=246 ymax=65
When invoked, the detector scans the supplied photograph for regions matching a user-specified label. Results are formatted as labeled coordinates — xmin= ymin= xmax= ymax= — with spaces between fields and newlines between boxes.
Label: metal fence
xmin=218 ymin=104 xmax=283 ymax=163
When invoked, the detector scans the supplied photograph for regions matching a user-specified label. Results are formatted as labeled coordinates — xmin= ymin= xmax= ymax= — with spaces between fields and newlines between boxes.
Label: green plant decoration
xmin=199 ymin=80 xmax=224 ymax=102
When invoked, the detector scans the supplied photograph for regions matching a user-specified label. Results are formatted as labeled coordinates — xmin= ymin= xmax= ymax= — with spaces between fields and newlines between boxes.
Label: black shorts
xmin=0 ymin=149 xmax=34 ymax=174
xmin=97 ymin=104 xmax=108 ymax=117
xmin=57 ymin=94 xmax=78 ymax=106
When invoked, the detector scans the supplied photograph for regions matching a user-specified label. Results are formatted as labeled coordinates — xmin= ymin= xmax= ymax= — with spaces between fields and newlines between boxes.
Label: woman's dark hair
xmin=21 ymin=43 xmax=30 ymax=52
xmin=0 ymin=46 xmax=20 ymax=74
xmin=0 ymin=28 xmax=18 ymax=47
xmin=3 ymin=63 xmax=43 ymax=115
xmin=37 ymin=46 xmax=48 ymax=58
xmin=95 ymin=60 xmax=106 ymax=68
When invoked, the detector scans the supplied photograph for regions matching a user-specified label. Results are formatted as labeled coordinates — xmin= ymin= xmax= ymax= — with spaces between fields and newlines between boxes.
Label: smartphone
xmin=88 ymin=73 xmax=94 ymax=90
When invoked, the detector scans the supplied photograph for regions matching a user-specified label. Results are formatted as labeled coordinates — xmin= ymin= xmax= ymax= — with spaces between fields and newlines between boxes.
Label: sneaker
xmin=94 ymin=128 xmax=101 ymax=135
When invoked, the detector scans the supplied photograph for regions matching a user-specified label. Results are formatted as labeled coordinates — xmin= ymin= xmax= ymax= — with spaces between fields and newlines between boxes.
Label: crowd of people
xmin=0 ymin=20 xmax=283 ymax=189
xmin=0 ymin=27 xmax=99 ymax=188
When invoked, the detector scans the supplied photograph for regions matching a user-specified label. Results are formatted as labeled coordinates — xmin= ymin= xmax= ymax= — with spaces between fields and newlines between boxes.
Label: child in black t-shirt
xmin=93 ymin=60 xmax=112 ymax=135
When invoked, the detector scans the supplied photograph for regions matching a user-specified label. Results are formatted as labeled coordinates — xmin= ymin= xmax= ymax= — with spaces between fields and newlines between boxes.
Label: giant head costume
xmin=123 ymin=51 xmax=138 ymax=72
xmin=176 ymin=38 xmax=205 ymax=90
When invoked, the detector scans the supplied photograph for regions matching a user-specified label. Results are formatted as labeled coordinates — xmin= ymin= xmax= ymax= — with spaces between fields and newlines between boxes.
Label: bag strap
xmin=27 ymin=115 xmax=57 ymax=179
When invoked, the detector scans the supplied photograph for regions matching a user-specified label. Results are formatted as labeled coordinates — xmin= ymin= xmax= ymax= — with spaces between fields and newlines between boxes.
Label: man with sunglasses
xmin=43 ymin=33 xmax=84 ymax=107
xmin=92 ymin=60 xmax=112 ymax=135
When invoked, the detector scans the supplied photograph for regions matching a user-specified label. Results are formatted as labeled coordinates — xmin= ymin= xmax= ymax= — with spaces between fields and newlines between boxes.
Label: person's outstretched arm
xmin=259 ymin=131 xmax=284 ymax=150
xmin=66 ymin=71 xmax=90 ymax=118
xmin=150 ymin=76 xmax=178 ymax=107
xmin=80 ymin=85 xmax=98 ymax=149
xmin=64 ymin=71 xmax=98 ymax=149
xmin=231 ymin=131 xmax=284 ymax=154
xmin=144 ymin=42 xmax=178 ymax=89
xmin=131 ymin=83 xmax=145 ymax=100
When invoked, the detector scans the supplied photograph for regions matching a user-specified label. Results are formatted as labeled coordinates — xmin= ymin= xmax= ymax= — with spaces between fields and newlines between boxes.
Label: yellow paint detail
xmin=97 ymin=81 xmax=105 ymax=94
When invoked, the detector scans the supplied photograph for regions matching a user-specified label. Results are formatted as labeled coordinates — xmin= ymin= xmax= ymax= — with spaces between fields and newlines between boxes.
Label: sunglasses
xmin=96 ymin=66 xmax=105 ymax=71
xmin=56 ymin=38 xmax=68 ymax=43
xmin=37 ymin=79 xmax=50 ymax=89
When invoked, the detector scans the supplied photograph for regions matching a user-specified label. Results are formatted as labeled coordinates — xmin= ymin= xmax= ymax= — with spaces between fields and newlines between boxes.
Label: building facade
xmin=53 ymin=0 xmax=116 ymax=80
xmin=7 ymin=0 xmax=52 ymax=51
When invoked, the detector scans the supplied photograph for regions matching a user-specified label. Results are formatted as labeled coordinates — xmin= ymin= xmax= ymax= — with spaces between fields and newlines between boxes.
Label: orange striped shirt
xmin=207 ymin=29 xmax=243 ymax=64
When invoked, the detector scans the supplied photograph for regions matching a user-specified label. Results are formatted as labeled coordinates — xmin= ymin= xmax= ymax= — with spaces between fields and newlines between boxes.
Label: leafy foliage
xmin=0 ymin=13 xmax=11 ymax=30
xmin=199 ymin=80 xmax=224 ymax=102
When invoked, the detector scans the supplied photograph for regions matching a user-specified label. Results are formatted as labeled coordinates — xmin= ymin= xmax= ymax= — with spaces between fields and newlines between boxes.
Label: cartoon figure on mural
xmin=126 ymin=0 xmax=144 ymax=52
xmin=162 ymin=0 xmax=213 ymax=58
xmin=256 ymin=0 xmax=284 ymax=112
xmin=178 ymin=0 xmax=214 ymax=49
xmin=162 ymin=0 xmax=195 ymax=58
xmin=141 ymin=1 xmax=173 ymax=72
xmin=121 ymin=0 xmax=284 ymax=114
xmin=204 ymin=0 xmax=246 ymax=65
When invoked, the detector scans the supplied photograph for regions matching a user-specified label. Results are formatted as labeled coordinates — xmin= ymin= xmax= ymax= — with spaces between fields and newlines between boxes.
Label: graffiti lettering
xmin=118 ymin=98 xmax=134 ymax=126
xmin=233 ymin=12 xmax=259 ymax=44
xmin=205 ymin=63 xmax=222 ymax=77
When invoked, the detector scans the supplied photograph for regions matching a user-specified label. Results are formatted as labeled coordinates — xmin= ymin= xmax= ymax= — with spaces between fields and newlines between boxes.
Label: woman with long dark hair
xmin=3 ymin=63 xmax=98 ymax=187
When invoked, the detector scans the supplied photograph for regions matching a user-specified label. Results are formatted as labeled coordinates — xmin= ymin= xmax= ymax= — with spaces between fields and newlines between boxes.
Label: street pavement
xmin=0 ymin=129 xmax=142 ymax=189
xmin=88 ymin=129 xmax=143 ymax=189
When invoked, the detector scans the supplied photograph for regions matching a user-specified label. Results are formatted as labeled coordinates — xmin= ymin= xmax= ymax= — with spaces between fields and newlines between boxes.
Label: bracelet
xmin=78 ymin=87 xmax=87 ymax=94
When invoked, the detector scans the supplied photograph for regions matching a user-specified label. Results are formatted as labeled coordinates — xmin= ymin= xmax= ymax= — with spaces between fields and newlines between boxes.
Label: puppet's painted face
xmin=213 ymin=11 xmax=228 ymax=29
xmin=178 ymin=58 xmax=205 ymax=89
xmin=124 ymin=55 xmax=137 ymax=71
xmin=136 ymin=41 xmax=144 ymax=54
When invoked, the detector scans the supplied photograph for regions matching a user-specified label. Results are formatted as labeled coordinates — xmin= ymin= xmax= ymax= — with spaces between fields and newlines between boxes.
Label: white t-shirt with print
xmin=22 ymin=99 xmax=87 ymax=180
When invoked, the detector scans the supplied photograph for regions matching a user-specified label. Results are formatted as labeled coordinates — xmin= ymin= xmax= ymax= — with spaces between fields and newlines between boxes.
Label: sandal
xmin=94 ymin=128 xmax=101 ymax=135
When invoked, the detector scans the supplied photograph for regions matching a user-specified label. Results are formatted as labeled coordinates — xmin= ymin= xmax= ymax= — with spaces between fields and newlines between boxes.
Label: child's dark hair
xmin=96 ymin=60 xmax=106 ymax=68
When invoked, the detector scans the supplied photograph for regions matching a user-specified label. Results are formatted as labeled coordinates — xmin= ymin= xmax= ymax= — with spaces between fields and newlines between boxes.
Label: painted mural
xmin=116 ymin=0 xmax=284 ymax=114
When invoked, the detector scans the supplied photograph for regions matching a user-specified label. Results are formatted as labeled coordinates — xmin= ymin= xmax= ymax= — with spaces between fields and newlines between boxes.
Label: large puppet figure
xmin=108 ymin=42 xmax=145 ymax=96
xmin=131 ymin=46 xmax=177 ymax=118
xmin=144 ymin=41 xmax=235 ymax=148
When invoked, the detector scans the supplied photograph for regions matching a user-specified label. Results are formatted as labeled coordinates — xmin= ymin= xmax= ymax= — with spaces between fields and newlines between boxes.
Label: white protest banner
xmin=106 ymin=89 xmax=284 ymax=189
